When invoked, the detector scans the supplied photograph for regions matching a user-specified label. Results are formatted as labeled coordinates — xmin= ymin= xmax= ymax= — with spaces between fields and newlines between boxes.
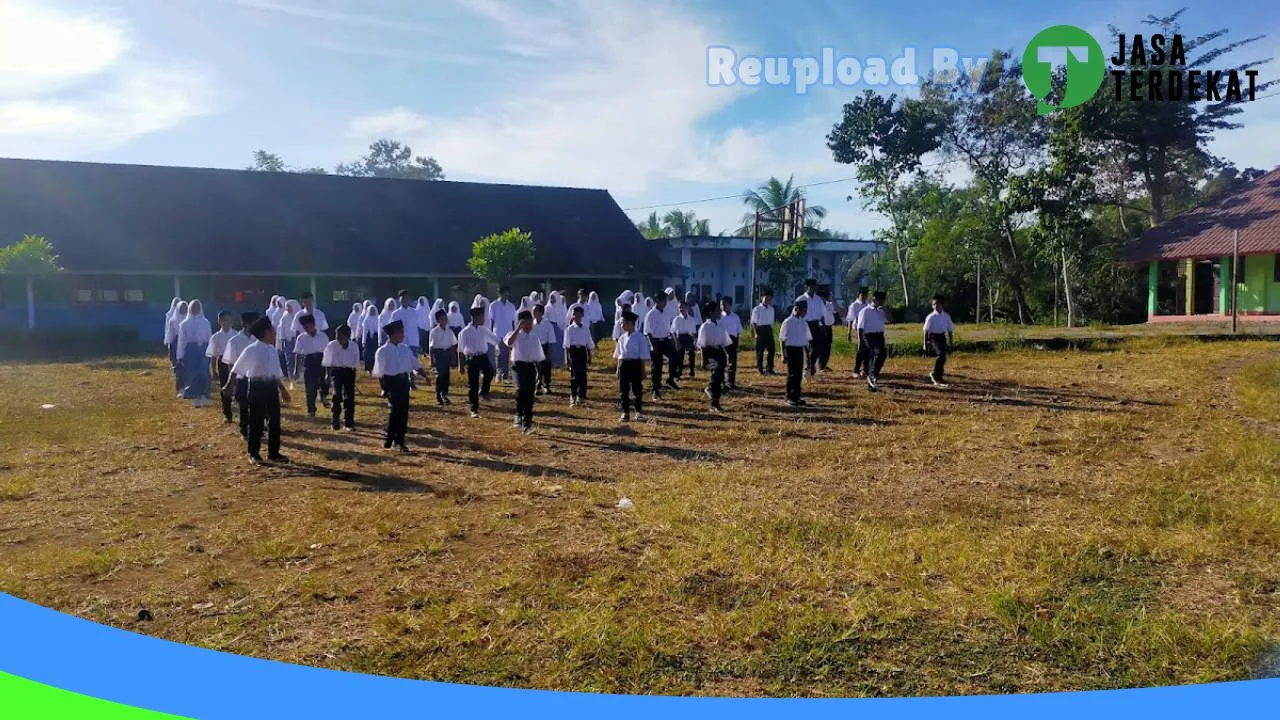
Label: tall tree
xmin=0 ymin=234 xmax=61 ymax=274
xmin=336 ymin=138 xmax=445 ymax=180
xmin=247 ymin=150 xmax=287 ymax=172
xmin=636 ymin=212 xmax=664 ymax=239
xmin=468 ymin=228 xmax=535 ymax=288
xmin=740 ymin=175 xmax=827 ymax=236
xmin=828 ymin=90 xmax=947 ymax=307
xmin=1078 ymin=9 xmax=1274 ymax=224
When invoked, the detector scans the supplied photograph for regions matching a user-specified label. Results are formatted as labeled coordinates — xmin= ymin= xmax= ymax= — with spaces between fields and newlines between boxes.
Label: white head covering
xmin=165 ymin=298 xmax=184 ymax=343
xmin=432 ymin=298 xmax=445 ymax=314
xmin=177 ymin=300 xmax=211 ymax=348
xmin=617 ymin=290 xmax=634 ymax=306
xmin=447 ymin=301 xmax=464 ymax=327
xmin=518 ymin=297 xmax=532 ymax=312
xmin=472 ymin=293 xmax=489 ymax=310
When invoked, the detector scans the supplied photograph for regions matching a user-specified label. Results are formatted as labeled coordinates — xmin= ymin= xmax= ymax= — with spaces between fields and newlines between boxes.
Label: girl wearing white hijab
xmin=277 ymin=300 xmax=301 ymax=379
xmin=585 ymin=291 xmax=604 ymax=341
xmin=177 ymin=299 xmax=213 ymax=407
xmin=378 ymin=298 xmax=397 ymax=345
xmin=167 ymin=300 xmax=187 ymax=396
xmin=415 ymin=296 xmax=431 ymax=347
xmin=361 ymin=303 xmax=381 ymax=374
xmin=264 ymin=296 xmax=281 ymax=326
xmin=546 ymin=291 xmax=566 ymax=369
xmin=431 ymin=298 xmax=446 ymax=329
xmin=447 ymin=301 xmax=465 ymax=336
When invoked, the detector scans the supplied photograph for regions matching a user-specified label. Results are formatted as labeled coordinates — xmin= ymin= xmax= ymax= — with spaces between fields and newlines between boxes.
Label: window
xmin=125 ymin=290 xmax=145 ymax=303
xmin=98 ymin=289 xmax=119 ymax=303
xmin=332 ymin=290 xmax=350 ymax=302
xmin=75 ymin=289 xmax=93 ymax=303
xmin=734 ymin=285 xmax=746 ymax=305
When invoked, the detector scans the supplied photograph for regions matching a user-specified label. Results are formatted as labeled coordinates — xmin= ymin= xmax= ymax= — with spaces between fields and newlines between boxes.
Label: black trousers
xmin=363 ymin=333 xmax=378 ymax=373
xmin=805 ymin=321 xmax=823 ymax=374
xmin=677 ymin=334 xmax=696 ymax=377
xmin=864 ymin=332 xmax=887 ymax=378
xmin=784 ymin=346 xmax=805 ymax=401
xmin=329 ymin=367 xmax=356 ymax=428
xmin=816 ymin=324 xmax=833 ymax=370
xmin=854 ymin=336 xmax=869 ymax=375
xmin=537 ymin=344 xmax=553 ymax=390
xmin=725 ymin=336 xmax=739 ymax=387
xmin=928 ymin=333 xmax=950 ymax=380
xmin=235 ymin=378 xmax=249 ymax=438
xmin=618 ymin=359 xmax=644 ymax=414
xmin=512 ymin=361 xmax=537 ymax=427
xmin=465 ymin=354 xmax=494 ymax=412
xmin=302 ymin=353 xmax=326 ymax=415
xmin=648 ymin=336 xmax=677 ymax=389
xmin=431 ymin=349 xmax=453 ymax=398
xmin=216 ymin=361 xmax=233 ymax=421
xmin=754 ymin=325 xmax=775 ymax=372
xmin=245 ymin=380 xmax=281 ymax=459
xmin=703 ymin=347 xmax=727 ymax=406
xmin=567 ymin=347 xmax=590 ymax=399
xmin=381 ymin=373 xmax=410 ymax=447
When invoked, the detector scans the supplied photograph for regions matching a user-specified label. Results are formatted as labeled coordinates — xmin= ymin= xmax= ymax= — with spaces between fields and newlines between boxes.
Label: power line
xmin=621 ymin=157 xmax=962 ymax=212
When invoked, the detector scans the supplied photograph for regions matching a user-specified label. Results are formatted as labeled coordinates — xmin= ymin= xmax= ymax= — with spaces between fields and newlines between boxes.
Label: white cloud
xmin=342 ymin=0 xmax=844 ymax=201
xmin=0 ymin=1 xmax=210 ymax=157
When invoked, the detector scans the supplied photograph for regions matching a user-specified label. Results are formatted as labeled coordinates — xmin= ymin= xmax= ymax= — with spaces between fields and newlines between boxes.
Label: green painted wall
xmin=1238 ymin=254 xmax=1278 ymax=313
xmin=1219 ymin=256 xmax=1230 ymax=314
xmin=1147 ymin=262 xmax=1158 ymax=315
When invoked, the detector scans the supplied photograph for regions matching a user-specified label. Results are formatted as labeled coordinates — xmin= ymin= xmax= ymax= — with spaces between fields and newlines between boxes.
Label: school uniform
xmin=696 ymin=319 xmax=731 ymax=409
xmin=447 ymin=304 xmax=465 ymax=337
xmin=223 ymin=330 xmax=256 ymax=438
xmin=208 ymin=328 xmax=237 ymax=422
xmin=796 ymin=291 xmax=825 ymax=375
xmin=391 ymin=304 xmax=422 ymax=356
xmin=373 ymin=339 xmax=419 ymax=449
xmin=847 ymin=299 xmax=868 ymax=375
xmin=644 ymin=305 xmax=678 ymax=392
xmin=486 ymin=299 xmax=518 ymax=380
xmin=507 ymin=329 xmax=545 ymax=430
xmin=779 ymin=315 xmax=812 ymax=403
xmin=719 ymin=311 xmax=743 ymax=389
xmin=858 ymin=305 xmax=889 ymax=383
xmin=294 ymin=330 xmax=329 ymax=416
xmin=671 ymin=313 xmax=698 ymax=379
xmin=817 ymin=301 xmax=836 ymax=371
xmin=166 ymin=313 xmax=185 ymax=394
xmin=292 ymin=306 xmax=329 ymax=336
xmin=177 ymin=313 xmax=213 ymax=401
xmin=547 ymin=298 xmax=567 ymax=369
xmin=229 ymin=339 xmax=285 ymax=461
xmin=428 ymin=325 xmax=459 ymax=403
xmin=361 ymin=312 xmax=380 ymax=373
xmin=276 ymin=308 xmax=299 ymax=377
xmin=563 ymin=321 xmax=595 ymax=403
xmin=923 ymin=310 xmax=955 ymax=382
xmin=750 ymin=302 xmax=776 ymax=374
xmin=613 ymin=329 xmax=648 ymax=417
xmin=458 ymin=324 xmax=500 ymax=414
xmin=585 ymin=296 xmax=605 ymax=341
xmin=531 ymin=319 xmax=557 ymax=393
xmin=323 ymin=339 xmax=360 ymax=430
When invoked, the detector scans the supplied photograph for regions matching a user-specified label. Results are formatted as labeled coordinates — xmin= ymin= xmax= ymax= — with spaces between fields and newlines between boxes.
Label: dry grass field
xmin=0 ymin=334 xmax=1277 ymax=697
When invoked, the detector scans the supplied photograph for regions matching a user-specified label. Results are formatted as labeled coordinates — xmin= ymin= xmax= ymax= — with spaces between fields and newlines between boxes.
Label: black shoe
xmin=308 ymin=411 xmax=316 ymax=418
xmin=332 ymin=423 xmax=341 ymax=431
xmin=248 ymin=455 xmax=263 ymax=466
xmin=470 ymin=410 xmax=480 ymax=418
xmin=442 ymin=396 xmax=452 ymax=405
xmin=522 ymin=425 xmax=533 ymax=435
xmin=651 ymin=392 xmax=661 ymax=402
xmin=384 ymin=439 xmax=393 ymax=449
xmin=224 ymin=417 xmax=233 ymax=424
xmin=267 ymin=454 xmax=290 ymax=464
xmin=665 ymin=379 xmax=679 ymax=390
xmin=480 ymin=392 xmax=491 ymax=401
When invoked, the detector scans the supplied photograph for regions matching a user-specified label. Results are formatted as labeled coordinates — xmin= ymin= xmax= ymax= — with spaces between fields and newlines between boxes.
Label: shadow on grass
xmin=539 ymin=426 xmax=732 ymax=463
xmin=266 ymin=459 xmax=444 ymax=494
xmin=418 ymin=449 xmax=602 ymax=483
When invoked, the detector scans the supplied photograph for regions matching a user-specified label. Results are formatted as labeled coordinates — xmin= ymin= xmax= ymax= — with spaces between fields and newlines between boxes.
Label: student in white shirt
xmin=224 ymin=311 xmax=259 ymax=439
xmin=795 ymin=278 xmax=826 ymax=377
xmin=265 ymin=296 xmax=283 ymax=326
xmin=361 ymin=304 xmax=380 ymax=374
xmin=644 ymin=292 xmax=678 ymax=398
xmin=428 ymin=308 xmax=459 ymax=406
xmin=486 ymin=286 xmax=518 ymax=382
xmin=696 ymin=301 xmax=731 ymax=412
xmin=378 ymin=298 xmax=397 ymax=345
xmin=293 ymin=292 xmax=329 ymax=337
xmin=857 ymin=290 xmax=889 ymax=391
xmin=164 ymin=297 xmax=183 ymax=378
xmin=685 ymin=291 xmax=702 ymax=324
xmin=563 ymin=304 xmax=596 ymax=407
xmin=612 ymin=302 xmax=632 ymax=341
xmin=531 ymin=304 xmax=557 ymax=395
xmin=458 ymin=306 xmax=501 ymax=418
xmin=613 ymin=310 xmax=648 ymax=422
xmin=719 ymin=296 xmax=744 ymax=390
xmin=846 ymin=287 xmax=870 ymax=378
xmin=585 ymin=291 xmax=605 ymax=341
xmin=373 ymin=319 xmax=428 ymax=451
xmin=392 ymin=290 xmax=422 ymax=356
xmin=294 ymin=314 xmax=331 ymax=416
xmin=415 ymin=295 xmax=432 ymax=348
xmin=223 ymin=317 xmax=291 ymax=466
xmin=779 ymin=301 xmax=813 ymax=406
xmin=923 ymin=293 xmax=956 ymax=386
xmin=208 ymin=311 xmax=237 ymax=423
xmin=504 ymin=309 xmax=545 ymax=433
xmin=447 ymin=301 xmax=465 ymax=336
xmin=177 ymin=299 xmax=213 ymax=407
xmin=671 ymin=302 xmax=699 ymax=380
xmin=323 ymin=324 xmax=361 ymax=431
xmin=750 ymin=292 xmax=776 ymax=375
xmin=345 ymin=302 xmax=364 ymax=346
xmin=276 ymin=299 xmax=300 ymax=380
xmin=167 ymin=300 xmax=188 ymax=396
xmin=546 ymin=292 xmax=567 ymax=369
xmin=816 ymin=290 xmax=836 ymax=372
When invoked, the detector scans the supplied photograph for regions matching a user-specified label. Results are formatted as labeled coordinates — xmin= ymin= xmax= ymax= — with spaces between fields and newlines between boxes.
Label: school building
xmin=0 ymin=158 xmax=667 ymax=340
xmin=657 ymin=235 xmax=886 ymax=307
xmin=1124 ymin=166 xmax=1280 ymax=320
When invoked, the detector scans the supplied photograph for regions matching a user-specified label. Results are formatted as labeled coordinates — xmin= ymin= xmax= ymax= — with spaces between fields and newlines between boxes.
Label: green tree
xmin=757 ymin=235 xmax=809 ymax=298
xmin=740 ymin=175 xmax=827 ymax=236
xmin=247 ymin=150 xmax=328 ymax=174
xmin=468 ymin=228 xmax=535 ymax=288
xmin=336 ymin=138 xmax=444 ymax=180
xmin=0 ymin=234 xmax=61 ymax=274
xmin=636 ymin=211 xmax=664 ymax=239
xmin=827 ymin=90 xmax=947 ymax=307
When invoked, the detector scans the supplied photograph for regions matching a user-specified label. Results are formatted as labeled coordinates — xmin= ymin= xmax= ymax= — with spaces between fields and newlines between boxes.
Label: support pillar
xmin=1219 ymin=256 xmax=1231 ymax=315
xmin=433 ymin=278 xmax=440 ymax=300
xmin=1184 ymin=258 xmax=1194 ymax=316
xmin=1147 ymin=261 xmax=1158 ymax=318
xmin=173 ymin=275 xmax=181 ymax=299
xmin=26 ymin=276 xmax=35 ymax=329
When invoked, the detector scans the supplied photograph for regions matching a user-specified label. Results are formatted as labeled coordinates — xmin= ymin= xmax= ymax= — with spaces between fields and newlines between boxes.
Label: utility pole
xmin=975 ymin=257 xmax=981 ymax=324
xmin=749 ymin=211 xmax=761 ymax=306
xmin=1232 ymin=229 xmax=1240 ymax=334
xmin=748 ymin=199 xmax=803 ymax=306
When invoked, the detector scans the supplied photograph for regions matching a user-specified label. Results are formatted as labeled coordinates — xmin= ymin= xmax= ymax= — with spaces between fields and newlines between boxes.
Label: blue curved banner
xmin=0 ymin=592 xmax=1275 ymax=718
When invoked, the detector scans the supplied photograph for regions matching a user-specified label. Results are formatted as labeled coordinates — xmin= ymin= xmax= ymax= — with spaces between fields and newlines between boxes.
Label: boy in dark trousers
xmin=428 ymin=308 xmax=458 ymax=405
xmin=223 ymin=317 xmax=291 ymax=466
xmin=294 ymin=314 xmax=330 ymax=417
xmin=531 ymin=303 xmax=556 ymax=395
xmin=322 ymin=323 xmax=360 ymax=431
xmin=207 ymin=311 xmax=236 ymax=424
xmin=719 ymin=296 xmax=743 ymax=390
xmin=563 ymin=304 xmax=595 ymax=407
xmin=222 ymin=311 xmax=259 ymax=439
xmin=613 ymin=310 xmax=648 ymax=422
xmin=373 ymin=320 xmax=428 ymax=451
xmin=779 ymin=301 xmax=812 ymax=406
xmin=458 ymin=306 xmax=501 ymax=419
xmin=922 ymin=293 xmax=956 ymax=386
xmin=672 ymin=301 xmax=698 ymax=379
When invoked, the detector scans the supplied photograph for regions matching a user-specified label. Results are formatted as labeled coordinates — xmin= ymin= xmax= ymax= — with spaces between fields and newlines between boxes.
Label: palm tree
xmin=662 ymin=210 xmax=699 ymax=237
xmin=636 ymin=211 xmax=664 ymax=240
xmin=692 ymin=218 xmax=711 ymax=235
xmin=740 ymin=175 xmax=827 ymax=235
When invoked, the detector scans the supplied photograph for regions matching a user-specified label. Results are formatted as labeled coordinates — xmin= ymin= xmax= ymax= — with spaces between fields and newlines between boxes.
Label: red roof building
xmin=1125 ymin=167 xmax=1280 ymax=318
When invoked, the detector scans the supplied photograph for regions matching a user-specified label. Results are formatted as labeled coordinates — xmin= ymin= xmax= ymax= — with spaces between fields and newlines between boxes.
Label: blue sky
xmin=2 ymin=0 xmax=1278 ymax=237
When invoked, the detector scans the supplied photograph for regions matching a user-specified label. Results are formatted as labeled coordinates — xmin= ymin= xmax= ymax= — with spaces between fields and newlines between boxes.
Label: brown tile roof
xmin=1123 ymin=166 xmax=1280 ymax=261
